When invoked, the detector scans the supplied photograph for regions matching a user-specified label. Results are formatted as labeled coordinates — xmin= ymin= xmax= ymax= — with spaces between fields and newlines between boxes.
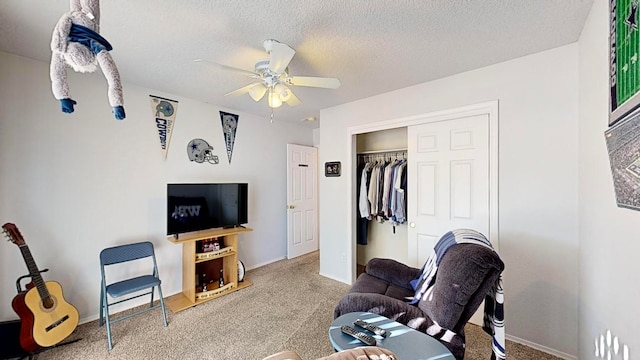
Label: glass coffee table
xmin=329 ymin=312 xmax=455 ymax=360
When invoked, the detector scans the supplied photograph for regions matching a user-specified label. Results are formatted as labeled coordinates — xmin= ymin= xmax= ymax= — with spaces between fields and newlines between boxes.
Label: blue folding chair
xmin=99 ymin=241 xmax=168 ymax=350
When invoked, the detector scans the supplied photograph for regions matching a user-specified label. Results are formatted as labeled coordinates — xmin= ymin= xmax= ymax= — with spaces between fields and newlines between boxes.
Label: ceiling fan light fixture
xmin=268 ymin=89 xmax=282 ymax=108
xmin=275 ymin=83 xmax=292 ymax=102
xmin=204 ymin=39 xmax=338 ymax=112
xmin=249 ymin=83 xmax=267 ymax=101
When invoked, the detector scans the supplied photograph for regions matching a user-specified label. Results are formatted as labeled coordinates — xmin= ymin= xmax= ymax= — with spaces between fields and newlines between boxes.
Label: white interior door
xmin=286 ymin=144 xmax=318 ymax=259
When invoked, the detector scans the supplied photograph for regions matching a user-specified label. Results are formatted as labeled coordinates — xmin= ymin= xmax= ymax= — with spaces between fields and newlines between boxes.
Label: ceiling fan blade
xmin=285 ymin=90 xmax=301 ymax=107
xmin=225 ymin=83 xmax=261 ymax=97
xmin=268 ymin=41 xmax=295 ymax=74
xmin=194 ymin=59 xmax=260 ymax=78
xmin=288 ymin=76 xmax=341 ymax=89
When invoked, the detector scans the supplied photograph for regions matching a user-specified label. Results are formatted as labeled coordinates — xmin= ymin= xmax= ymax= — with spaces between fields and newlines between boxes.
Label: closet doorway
xmin=356 ymin=128 xmax=409 ymax=272
xmin=347 ymin=101 xmax=499 ymax=283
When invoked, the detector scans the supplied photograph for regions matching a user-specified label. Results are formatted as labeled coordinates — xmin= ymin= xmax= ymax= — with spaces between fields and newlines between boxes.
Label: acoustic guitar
xmin=2 ymin=223 xmax=79 ymax=352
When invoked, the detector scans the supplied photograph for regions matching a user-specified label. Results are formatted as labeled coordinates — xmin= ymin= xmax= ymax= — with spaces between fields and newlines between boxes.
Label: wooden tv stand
xmin=165 ymin=227 xmax=253 ymax=313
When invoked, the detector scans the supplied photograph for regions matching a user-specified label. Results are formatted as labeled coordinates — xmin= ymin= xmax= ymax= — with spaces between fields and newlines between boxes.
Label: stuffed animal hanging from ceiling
xmin=50 ymin=0 xmax=125 ymax=120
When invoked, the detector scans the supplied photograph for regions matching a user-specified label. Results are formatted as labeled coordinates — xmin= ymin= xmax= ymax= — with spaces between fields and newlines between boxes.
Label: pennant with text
xmin=219 ymin=111 xmax=239 ymax=164
xmin=150 ymin=95 xmax=179 ymax=160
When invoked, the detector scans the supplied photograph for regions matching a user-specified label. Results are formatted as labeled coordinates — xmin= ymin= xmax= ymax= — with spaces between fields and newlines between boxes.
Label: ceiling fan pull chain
xmin=270 ymin=109 xmax=274 ymax=123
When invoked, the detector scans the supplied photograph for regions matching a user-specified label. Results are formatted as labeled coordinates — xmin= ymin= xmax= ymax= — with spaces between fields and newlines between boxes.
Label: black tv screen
xmin=167 ymin=183 xmax=248 ymax=235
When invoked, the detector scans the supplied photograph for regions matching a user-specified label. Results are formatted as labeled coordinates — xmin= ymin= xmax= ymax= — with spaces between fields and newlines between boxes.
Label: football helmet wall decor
xmin=187 ymin=138 xmax=219 ymax=164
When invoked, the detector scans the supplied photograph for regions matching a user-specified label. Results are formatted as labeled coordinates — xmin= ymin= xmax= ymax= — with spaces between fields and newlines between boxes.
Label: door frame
xmin=345 ymin=100 xmax=499 ymax=283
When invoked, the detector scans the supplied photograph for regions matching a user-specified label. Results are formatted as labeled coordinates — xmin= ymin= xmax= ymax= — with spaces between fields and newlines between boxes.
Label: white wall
xmin=578 ymin=1 xmax=640 ymax=358
xmin=0 ymin=51 xmax=313 ymax=322
xmin=319 ymin=46 xmax=580 ymax=356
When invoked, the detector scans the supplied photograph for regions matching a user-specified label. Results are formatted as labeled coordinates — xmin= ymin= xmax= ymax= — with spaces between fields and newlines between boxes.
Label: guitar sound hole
xmin=43 ymin=296 xmax=55 ymax=310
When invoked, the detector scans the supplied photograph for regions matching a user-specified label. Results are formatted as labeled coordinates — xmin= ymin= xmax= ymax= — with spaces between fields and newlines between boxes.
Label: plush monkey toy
xmin=50 ymin=0 xmax=125 ymax=120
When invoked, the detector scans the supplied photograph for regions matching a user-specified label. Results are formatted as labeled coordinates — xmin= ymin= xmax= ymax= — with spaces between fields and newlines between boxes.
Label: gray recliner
xmin=334 ymin=243 xmax=504 ymax=359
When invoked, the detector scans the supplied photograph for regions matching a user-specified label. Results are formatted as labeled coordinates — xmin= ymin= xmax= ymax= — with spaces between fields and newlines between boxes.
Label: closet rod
xmin=357 ymin=148 xmax=407 ymax=155
xmin=357 ymin=149 xmax=407 ymax=163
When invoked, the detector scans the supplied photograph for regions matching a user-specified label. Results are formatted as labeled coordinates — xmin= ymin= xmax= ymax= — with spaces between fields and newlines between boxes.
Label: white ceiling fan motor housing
xmin=255 ymin=59 xmax=287 ymax=87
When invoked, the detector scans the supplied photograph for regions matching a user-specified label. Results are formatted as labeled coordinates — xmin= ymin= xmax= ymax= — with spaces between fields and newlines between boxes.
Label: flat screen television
xmin=167 ymin=183 xmax=248 ymax=235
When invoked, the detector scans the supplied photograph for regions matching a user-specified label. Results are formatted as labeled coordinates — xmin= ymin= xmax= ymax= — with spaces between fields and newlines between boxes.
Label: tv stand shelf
xmin=165 ymin=227 xmax=252 ymax=313
xmin=195 ymin=246 xmax=235 ymax=262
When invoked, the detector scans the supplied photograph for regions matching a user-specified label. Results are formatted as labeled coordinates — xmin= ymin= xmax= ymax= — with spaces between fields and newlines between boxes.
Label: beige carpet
xmin=23 ymin=252 xmax=561 ymax=359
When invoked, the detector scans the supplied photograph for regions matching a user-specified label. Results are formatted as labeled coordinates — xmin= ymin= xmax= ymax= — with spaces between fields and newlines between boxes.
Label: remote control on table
xmin=340 ymin=325 xmax=377 ymax=346
xmin=354 ymin=318 xmax=388 ymax=337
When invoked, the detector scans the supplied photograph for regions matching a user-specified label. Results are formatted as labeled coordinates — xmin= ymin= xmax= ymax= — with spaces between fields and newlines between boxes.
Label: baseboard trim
xmin=80 ymin=313 xmax=100 ymax=325
xmin=319 ymin=271 xmax=350 ymax=285
xmin=506 ymin=334 xmax=577 ymax=360
xmin=246 ymin=256 xmax=286 ymax=271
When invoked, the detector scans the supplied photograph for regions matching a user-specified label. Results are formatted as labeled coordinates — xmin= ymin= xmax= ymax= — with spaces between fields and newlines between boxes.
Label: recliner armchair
xmin=334 ymin=242 xmax=504 ymax=359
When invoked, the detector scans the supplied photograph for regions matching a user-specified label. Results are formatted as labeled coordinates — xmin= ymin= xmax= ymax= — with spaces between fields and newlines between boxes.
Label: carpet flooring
xmin=18 ymin=251 xmax=561 ymax=359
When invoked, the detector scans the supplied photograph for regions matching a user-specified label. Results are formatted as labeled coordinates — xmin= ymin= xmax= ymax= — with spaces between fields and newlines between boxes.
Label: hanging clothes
xmin=392 ymin=161 xmax=407 ymax=224
xmin=356 ymin=161 xmax=372 ymax=245
xmin=356 ymin=151 xmax=408 ymax=245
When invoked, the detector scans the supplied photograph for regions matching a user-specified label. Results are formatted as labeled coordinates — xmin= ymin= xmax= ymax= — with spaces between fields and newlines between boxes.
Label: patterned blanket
xmin=409 ymin=229 xmax=505 ymax=360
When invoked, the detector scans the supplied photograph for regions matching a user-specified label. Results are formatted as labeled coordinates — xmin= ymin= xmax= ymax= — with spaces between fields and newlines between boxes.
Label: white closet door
xmin=407 ymin=114 xmax=490 ymax=267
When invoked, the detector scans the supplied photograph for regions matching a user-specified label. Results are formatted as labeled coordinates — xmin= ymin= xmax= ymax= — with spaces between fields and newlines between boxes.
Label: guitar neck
xmin=17 ymin=244 xmax=50 ymax=300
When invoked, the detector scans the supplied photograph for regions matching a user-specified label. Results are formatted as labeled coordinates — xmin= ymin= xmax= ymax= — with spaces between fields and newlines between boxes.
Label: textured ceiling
xmin=0 ymin=1 xmax=594 ymax=127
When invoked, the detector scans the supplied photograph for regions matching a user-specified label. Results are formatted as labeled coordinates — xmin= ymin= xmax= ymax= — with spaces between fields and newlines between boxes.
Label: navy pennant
xmin=219 ymin=111 xmax=239 ymax=164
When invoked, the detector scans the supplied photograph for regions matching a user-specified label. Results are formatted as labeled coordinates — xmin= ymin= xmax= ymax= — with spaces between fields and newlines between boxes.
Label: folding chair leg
xmin=157 ymin=286 xmax=168 ymax=327
xmin=99 ymin=286 xmax=104 ymax=327
xmin=103 ymin=292 xmax=113 ymax=350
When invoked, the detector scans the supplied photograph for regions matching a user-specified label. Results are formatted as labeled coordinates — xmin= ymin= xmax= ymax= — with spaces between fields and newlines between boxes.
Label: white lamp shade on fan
xmin=249 ymin=83 xmax=267 ymax=101
xmin=268 ymin=89 xmax=283 ymax=108
xmin=275 ymin=83 xmax=292 ymax=102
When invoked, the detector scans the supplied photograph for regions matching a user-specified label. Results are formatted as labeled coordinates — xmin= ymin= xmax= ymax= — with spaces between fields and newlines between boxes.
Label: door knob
xmin=409 ymin=222 xmax=416 ymax=228
xmin=287 ymin=205 xmax=295 ymax=209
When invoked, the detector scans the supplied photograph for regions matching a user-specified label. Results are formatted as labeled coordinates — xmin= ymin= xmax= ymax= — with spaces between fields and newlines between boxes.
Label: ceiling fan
xmin=195 ymin=39 xmax=341 ymax=109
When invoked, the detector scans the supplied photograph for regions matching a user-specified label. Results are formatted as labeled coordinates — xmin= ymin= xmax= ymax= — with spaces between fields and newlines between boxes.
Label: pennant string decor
xmin=219 ymin=111 xmax=239 ymax=164
xmin=150 ymin=95 xmax=178 ymax=160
